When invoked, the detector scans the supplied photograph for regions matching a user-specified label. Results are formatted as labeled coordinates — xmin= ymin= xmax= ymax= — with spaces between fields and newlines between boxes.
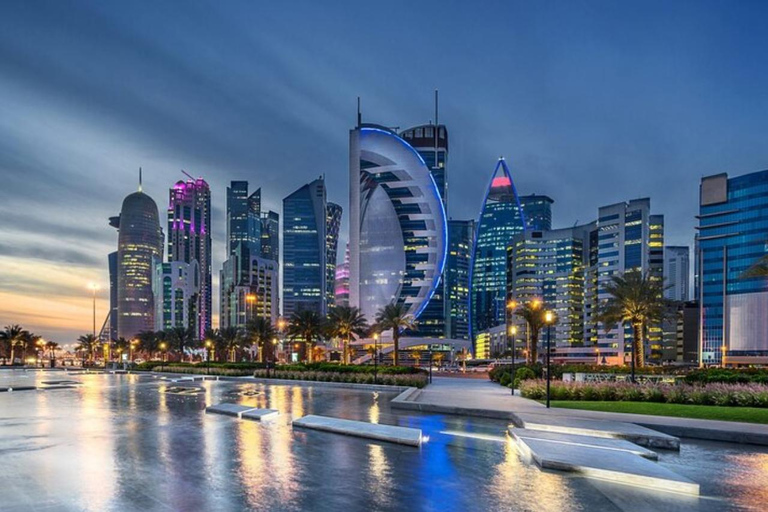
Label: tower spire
xmin=138 ymin=167 xmax=143 ymax=192
xmin=357 ymin=96 xmax=362 ymax=127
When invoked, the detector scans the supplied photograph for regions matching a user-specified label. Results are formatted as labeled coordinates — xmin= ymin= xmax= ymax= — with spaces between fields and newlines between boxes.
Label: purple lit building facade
xmin=168 ymin=177 xmax=212 ymax=339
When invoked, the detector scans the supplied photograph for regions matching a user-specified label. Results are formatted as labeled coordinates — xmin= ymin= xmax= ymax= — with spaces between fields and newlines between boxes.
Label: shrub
xmin=517 ymin=380 xmax=768 ymax=408
xmin=252 ymin=368 xmax=428 ymax=388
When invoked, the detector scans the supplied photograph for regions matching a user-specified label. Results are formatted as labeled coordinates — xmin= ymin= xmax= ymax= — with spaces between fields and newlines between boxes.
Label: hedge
xmin=519 ymin=379 xmax=768 ymax=408
xmin=253 ymin=369 xmax=428 ymax=388
xmin=152 ymin=365 xmax=254 ymax=376
xmin=274 ymin=363 xmax=423 ymax=375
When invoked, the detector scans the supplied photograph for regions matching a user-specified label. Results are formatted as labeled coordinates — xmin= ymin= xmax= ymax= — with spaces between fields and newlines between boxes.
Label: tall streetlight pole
xmin=373 ymin=333 xmax=379 ymax=385
xmin=544 ymin=310 xmax=554 ymax=409
xmin=205 ymin=339 xmax=212 ymax=375
xmin=508 ymin=325 xmax=518 ymax=393
xmin=88 ymin=283 xmax=99 ymax=339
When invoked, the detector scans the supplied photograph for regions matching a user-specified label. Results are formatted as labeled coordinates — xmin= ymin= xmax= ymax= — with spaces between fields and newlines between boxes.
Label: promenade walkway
xmin=393 ymin=376 xmax=768 ymax=446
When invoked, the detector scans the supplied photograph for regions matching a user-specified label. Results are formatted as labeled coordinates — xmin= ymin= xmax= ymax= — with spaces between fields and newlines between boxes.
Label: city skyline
xmin=2 ymin=1 xmax=768 ymax=342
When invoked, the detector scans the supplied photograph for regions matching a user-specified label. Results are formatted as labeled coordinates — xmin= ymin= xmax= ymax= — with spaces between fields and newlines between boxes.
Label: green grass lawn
xmin=549 ymin=401 xmax=768 ymax=424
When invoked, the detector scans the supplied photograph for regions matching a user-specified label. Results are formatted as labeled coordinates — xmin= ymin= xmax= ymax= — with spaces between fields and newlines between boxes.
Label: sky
xmin=1 ymin=0 xmax=767 ymax=344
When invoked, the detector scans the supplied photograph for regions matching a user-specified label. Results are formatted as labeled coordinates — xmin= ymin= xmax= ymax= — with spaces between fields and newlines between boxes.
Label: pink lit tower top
xmin=167 ymin=172 xmax=212 ymax=339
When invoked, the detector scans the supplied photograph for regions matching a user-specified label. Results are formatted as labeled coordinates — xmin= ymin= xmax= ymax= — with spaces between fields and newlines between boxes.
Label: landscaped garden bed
xmin=253 ymin=364 xmax=427 ymax=388
xmin=519 ymin=379 xmax=768 ymax=408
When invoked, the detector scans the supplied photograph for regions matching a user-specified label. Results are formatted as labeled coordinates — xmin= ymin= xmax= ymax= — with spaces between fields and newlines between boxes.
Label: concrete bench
xmin=292 ymin=415 xmax=423 ymax=447
xmin=205 ymin=403 xmax=279 ymax=421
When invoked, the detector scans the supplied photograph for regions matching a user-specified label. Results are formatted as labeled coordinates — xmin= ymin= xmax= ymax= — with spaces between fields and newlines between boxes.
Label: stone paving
xmin=292 ymin=414 xmax=423 ymax=446
xmin=396 ymin=377 xmax=768 ymax=446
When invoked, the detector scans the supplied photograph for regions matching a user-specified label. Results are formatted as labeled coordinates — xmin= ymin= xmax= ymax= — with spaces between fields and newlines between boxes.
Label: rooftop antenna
xmin=181 ymin=169 xmax=196 ymax=181
xmin=435 ymin=89 xmax=439 ymax=126
xmin=138 ymin=167 xmax=143 ymax=192
xmin=357 ymin=97 xmax=362 ymax=127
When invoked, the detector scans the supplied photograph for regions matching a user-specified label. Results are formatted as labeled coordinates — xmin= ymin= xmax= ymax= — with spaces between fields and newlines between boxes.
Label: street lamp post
xmin=88 ymin=283 xmax=99 ymax=339
xmin=160 ymin=342 xmax=167 ymax=362
xmin=373 ymin=333 xmax=379 ymax=385
xmin=544 ymin=310 xmax=554 ymax=408
xmin=205 ymin=339 xmax=212 ymax=375
xmin=508 ymin=325 xmax=518 ymax=393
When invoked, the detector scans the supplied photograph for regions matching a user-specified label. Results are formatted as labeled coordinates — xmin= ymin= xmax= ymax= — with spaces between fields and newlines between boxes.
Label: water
xmin=1 ymin=370 xmax=766 ymax=511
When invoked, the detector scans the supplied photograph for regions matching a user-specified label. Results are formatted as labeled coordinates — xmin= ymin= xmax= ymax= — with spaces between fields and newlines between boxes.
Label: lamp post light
xmin=129 ymin=339 xmax=138 ymax=367
xmin=544 ymin=310 xmax=554 ymax=408
xmin=88 ymin=283 xmax=99 ymax=339
xmin=508 ymin=325 xmax=518 ymax=393
xmin=160 ymin=342 xmax=167 ymax=362
xmin=373 ymin=333 xmax=379 ymax=385
xmin=204 ymin=339 xmax=213 ymax=375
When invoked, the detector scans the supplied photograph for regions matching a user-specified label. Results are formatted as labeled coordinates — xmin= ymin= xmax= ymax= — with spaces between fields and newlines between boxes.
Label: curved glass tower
xmin=115 ymin=190 xmax=164 ymax=340
xmin=470 ymin=158 xmax=526 ymax=344
xmin=349 ymin=125 xmax=447 ymax=322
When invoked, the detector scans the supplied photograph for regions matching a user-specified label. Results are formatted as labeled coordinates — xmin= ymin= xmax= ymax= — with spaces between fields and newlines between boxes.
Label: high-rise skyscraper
xmin=325 ymin=202 xmax=343 ymax=308
xmin=349 ymin=124 xmax=447 ymax=324
xmin=167 ymin=176 xmax=211 ymax=339
xmin=283 ymin=177 xmax=328 ymax=317
xmin=220 ymin=180 xmax=280 ymax=330
xmin=445 ymin=220 xmax=475 ymax=340
xmin=697 ymin=170 xmax=768 ymax=366
xmin=520 ymin=194 xmax=554 ymax=231
xmin=664 ymin=246 xmax=690 ymax=302
xmin=470 ymin=158 xmax=526 ymax=344
xmin=107 ymin=251 xmax=118 ymax=341
xmin=585 ymin=198 xmax=664 ymax=364
xmin=111 ymin=180 xmax=164 ymax=340
xmin=153 ymin=260 xmax=200 ymax=332
xmin=260 ymin=210 xmax=279 ymax=262
xmin=507 ymin=224 xmax=594 ymax=360
xmin=226 ymin=181 xmax=261 ymax=255
xmin=400 ymin=120 xmax=449 ymax=339
xmin=334 ymin=244 xmax=350 ymax=308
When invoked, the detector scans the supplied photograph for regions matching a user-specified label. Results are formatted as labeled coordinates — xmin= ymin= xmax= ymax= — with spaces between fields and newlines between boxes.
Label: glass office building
xmin=112 ymin=188 xmax=164 ymax=340
xmin=349 ymin=125 xmax=447 ymax=323
xmin=226 ymin=181 xmax=261 ymax=255
xmin=167 ymin=177 xmax=212 ymax=339
xmin=697 ymin=170 xmax=768 ymax=366
xmin=325 ymin=202 xmax=343 ymax=308
xmin=520 ymin=194 xmax=554 ymax=231
xmin=283 ymin=177 xmax=328 ymax=317
xmin=400 ymin=123 xmax=449 ymax=338
xmin=470 ymin=158 xmax=526 ymax=343
xmin=445 ymin=220 xmax=475 ymax=340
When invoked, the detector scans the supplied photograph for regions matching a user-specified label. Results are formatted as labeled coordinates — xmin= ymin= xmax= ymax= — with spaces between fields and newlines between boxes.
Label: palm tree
xmin=44 ymin=341 xmax=59 ymax=366
xmin=217 ymin=326 xmax=242 ymax=362
xmin=514 ymin=301 xmax=547 ymax=365
xmin=411 ymin=350 xmax=422 ymax=368
xmin=743 ymin=254 xmax=768 ymax=278
xmin=597 ymin=270 xmax=668 ymax=381
xmin=167 ymin=326 xmax=195 ymax=362
xmin=287 ymin=311 xmax=325 ymax=363
xmin=246 ymin=318 xmax=277 ymax=363
xmin=76 ymin=334 xmax=98 ymax=363
xmin=374 ymin=302 xmax=415 ymax=367
xmin=327 ymin=306 xmax=369 ymax=364
xmin=113 ymin=337 xmax=129 ymax=362
xmin=0 ymin=325 xmax=26 ymax=365
xmin=137 ymin=330 xmax=160 ymax=360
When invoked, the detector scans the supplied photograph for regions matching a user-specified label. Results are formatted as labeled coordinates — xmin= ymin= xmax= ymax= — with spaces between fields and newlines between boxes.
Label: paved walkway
xmin=394 ymin=377 xmax=768 ymax=446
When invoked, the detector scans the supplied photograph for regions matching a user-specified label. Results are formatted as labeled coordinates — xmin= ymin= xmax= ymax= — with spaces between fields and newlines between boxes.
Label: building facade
xmin=664 ymin=246 xmax=690 ymax=302
xmin=167 ymin=177 xmax=211 ymax=339
xmin=400 ymin=123 xmax=449 ymax=339
xmin=587 ymin=199 xmax=664 ymax=364
xmin=520 ymin=194 xmax=554 ymax=232
xmin=325 ymin=202 xmax=343 ymax=309
xmin=445 ymin=219 xmax=474 ymax=340
xmin=260 ymin=210 xmax=279 ymax=262
xmin=470 ymin=158 xmax=526 ymax=347
xmin=226 ymin=181 xmax=261 ymax=255
xmin=283 ymin=177 xmax=328 ymax=317
xmin=153 ymin=260 xmax=200 ymax=332
xmin=334 ymin=244 xmax=350 ymax=308
xmin=112 ymin=188 xmax=164 ymax=340
xmin=348 ymin=124 xmax=447 ymax=323
xmin=220 ymin=255 xmax=279 ymax=328
xmin=507 ymin=224 xmax=594 ymax=353
xmin=697 ymin=170 xmax=768 ymax=366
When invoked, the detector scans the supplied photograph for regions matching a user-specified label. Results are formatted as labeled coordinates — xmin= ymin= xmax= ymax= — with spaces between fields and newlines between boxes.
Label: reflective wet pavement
xmin=1 ymin=370 xmax=767 ymax=511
